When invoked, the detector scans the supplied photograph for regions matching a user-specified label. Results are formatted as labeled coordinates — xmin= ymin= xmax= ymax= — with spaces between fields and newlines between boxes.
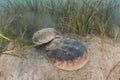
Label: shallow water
xmin=0 ymin=0 xmax=120 ymax=79
xmin=0 ymin=0 xmax=120 ymax=20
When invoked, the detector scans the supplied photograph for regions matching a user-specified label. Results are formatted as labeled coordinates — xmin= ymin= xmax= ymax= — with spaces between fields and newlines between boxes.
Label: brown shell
xmin=32 ymin=28 xmax=58 ymax=46
xmin=47 ymin=38 xmax=89 ymax=71
xmin=48 ymin=52 xmax=89 ymax=71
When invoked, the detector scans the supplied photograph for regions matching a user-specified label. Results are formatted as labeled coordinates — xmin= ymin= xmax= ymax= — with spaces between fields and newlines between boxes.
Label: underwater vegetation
xmin=0 ymin=0 xmax=120 ymax=49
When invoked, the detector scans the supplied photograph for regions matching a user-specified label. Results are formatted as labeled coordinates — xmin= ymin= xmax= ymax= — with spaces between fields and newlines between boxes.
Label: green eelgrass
xmin=0 ymin=33 xmax=33 ymax=46
xmin=0 ymin=49 xmax=24 ymax=58
xmin=0 ymin=33 xmax=13 ymax=41
xmin=109 ymin=24 xmax=120 ymax=41
xmin=47 ymin=0 xmax=119 ymax=38
xmin=0 ymin=0 xmax=120 ymax=49
xmin=0 ymin=33 xmax=35 ymax=56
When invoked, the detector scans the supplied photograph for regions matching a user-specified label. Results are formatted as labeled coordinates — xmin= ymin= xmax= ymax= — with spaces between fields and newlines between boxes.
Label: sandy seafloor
xmin=0 ymin=35 xmax=120 ymax=80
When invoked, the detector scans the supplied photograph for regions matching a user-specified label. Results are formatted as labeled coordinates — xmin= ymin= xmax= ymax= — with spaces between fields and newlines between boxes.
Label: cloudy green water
xmin=0 ymin=0 xmax=120 ymax=10
xmin=0 ymin=0 xmax=120 ymax=21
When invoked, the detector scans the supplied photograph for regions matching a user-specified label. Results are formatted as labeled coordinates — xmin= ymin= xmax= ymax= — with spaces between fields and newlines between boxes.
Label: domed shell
xmin=32 ymin=28 xmax=59 ymax=46
xmin=47 ymin=38 xmax=89 ymax=71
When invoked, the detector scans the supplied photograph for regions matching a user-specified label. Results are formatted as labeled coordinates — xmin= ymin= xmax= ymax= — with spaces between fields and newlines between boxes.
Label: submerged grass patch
xmin=0 ymin=0 xmax=120 ymax=49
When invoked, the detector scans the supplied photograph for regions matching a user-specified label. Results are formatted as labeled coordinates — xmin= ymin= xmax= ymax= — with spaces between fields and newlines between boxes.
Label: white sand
xmin=0 ymin=35 xmax=120 ymax=80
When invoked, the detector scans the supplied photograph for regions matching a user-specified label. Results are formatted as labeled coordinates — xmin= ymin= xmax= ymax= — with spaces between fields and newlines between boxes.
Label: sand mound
xmin=0 ymin=35 xmax=120 ymax=80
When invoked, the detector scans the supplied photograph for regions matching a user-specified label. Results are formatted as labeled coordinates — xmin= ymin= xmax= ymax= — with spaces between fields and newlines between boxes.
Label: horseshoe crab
xmin=32 ymin=28 xmax=61 ymax=46
xmin=47 ymin=38 xmax=89 ymax=71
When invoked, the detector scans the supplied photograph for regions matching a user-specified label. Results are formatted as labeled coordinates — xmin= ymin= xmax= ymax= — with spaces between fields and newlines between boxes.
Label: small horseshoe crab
xmin=32 ymin=28 xmax=89 ymax=71
xmin=32 ymin=28 xmax=62 ymax=46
